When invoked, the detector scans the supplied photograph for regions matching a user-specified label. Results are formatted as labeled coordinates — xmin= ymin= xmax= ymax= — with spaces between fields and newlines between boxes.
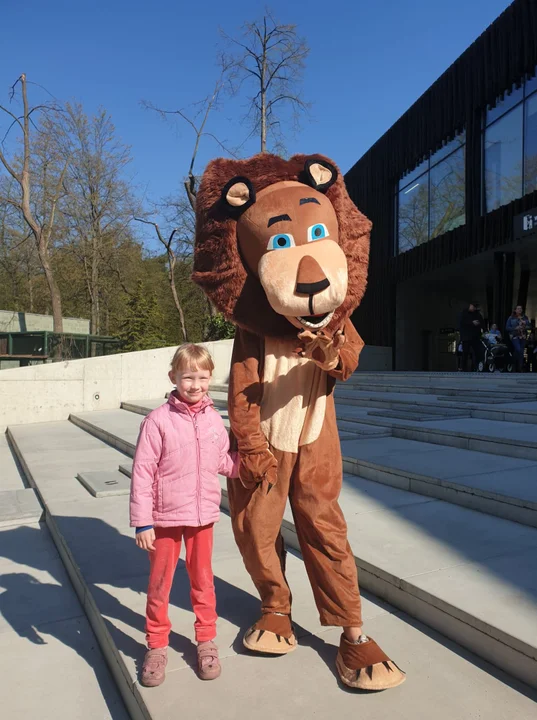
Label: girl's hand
xmin=136 ymin=528 xmax=156 ymax=552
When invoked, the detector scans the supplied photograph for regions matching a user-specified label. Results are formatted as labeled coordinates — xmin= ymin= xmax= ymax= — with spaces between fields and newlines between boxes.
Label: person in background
xmin=483 ymin=323 xmax=502 ymax=347
xmin=506 ymin=305 xmax=531 ymax=372
xmin=526 ymin=331 xmax=536 ymax=373
xmin=458 ymin=302 xmax=484 ymax=371
xmin=456 ymin=339 xmax=463 ymax=371
xmin=488 ymin=324 xmax=502 ymax=342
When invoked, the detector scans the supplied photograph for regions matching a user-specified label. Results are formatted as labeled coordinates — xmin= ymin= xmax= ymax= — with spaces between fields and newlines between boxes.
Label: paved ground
xmin=0 ymin=521 xmax=128 ymax=719
xmin=6 ymin=417 xmax=537 ymax=718
xmin=4 ymin=371 xmax=537 ymax=717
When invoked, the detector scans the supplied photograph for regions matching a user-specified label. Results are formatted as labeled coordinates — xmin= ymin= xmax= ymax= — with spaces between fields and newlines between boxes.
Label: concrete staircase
xmin=0 ymin=432 xmax=128 ymax=718
xmin=3 ymin=371 xmax=537 ymax=718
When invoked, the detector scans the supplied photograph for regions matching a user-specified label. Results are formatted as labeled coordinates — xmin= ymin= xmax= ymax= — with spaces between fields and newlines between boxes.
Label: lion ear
xmin=221 ymin=176 xmax=256 ymax=215
xmin=303 ymin=158 xmax=338 ymax=192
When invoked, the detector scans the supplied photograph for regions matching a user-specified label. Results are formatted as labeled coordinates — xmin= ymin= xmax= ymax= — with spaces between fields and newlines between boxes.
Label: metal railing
xmin=0 ymin=331 xmax=120 ymax=363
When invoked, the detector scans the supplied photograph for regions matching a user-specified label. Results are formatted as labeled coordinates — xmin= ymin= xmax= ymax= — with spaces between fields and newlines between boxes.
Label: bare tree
xmin=134 ymin=215 xmax=189 ymax=342
xmin=142 ymin=63 xmax=237 ymax=328
xmin=61 ymin=103 xmax=139 ymax=335
xmin=142 ymin=60 xmax=235 ymax=210
xmin=0 ymin=74 xmax=67 ymax=333
xmin=222 ymin=11 xmax=309 ymax=153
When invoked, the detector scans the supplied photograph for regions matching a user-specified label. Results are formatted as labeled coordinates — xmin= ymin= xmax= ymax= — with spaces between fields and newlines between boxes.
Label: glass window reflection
xmin=525 ymin=68 xmax=537 ymax=98
xmin=398 ymin=178 xmax=429 ymax=252
xmin=399 ymin=159 xmax=428 ymax=191
xmin=486 ymin=83 xmax=524 ymax=125
xmin=430 ymin=131 xmax=466 ymax=167
xmin=484 ymin=105 xmax=523 ymax=212
xmin=430 ymin=147 xmax=465 ymax=238
xmin=524 ymin=92 xmax=537 ymax=195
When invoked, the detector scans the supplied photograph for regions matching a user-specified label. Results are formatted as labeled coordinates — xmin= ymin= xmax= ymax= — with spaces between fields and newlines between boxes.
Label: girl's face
xmin=516 ymin=305 xmax=523 ymax=316
xmin=169 ymin=365 xmax=212 ymax=403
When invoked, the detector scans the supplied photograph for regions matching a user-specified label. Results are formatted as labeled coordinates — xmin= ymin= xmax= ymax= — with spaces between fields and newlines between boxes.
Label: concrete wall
xmin=0 ymin=337 xmax=394 ymax=431
xmin=357 ymin=345 xmax=392 ymax=371
xmin=0 ymin=341 xmax=234 ymax=432
xmin=0 ymin=310 xmax=90 ymax=334
xmin=395 ymin=281 xmax=478 ymax=371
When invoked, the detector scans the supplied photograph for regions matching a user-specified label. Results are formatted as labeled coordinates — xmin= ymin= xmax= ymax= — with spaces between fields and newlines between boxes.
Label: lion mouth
xmin=296 ymin=311 xmax=334 ymax=329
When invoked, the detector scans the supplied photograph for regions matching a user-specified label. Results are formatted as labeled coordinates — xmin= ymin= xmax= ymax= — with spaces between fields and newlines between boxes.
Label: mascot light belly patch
xmin=193 ymin=153 xmax=405 ymax=691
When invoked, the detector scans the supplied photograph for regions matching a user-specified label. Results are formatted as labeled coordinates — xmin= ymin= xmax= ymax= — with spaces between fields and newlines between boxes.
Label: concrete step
xmin=347 ymin=371 xmax=537 ymax=387
xmin=334 ymin=389 xmax=537 ymax=425
xmin=367 ymin=409 xmax=447 ymax=422
xmin=337 ymin=419 xmax=391 ymax=438
xmin=364 ymin=385 xmax=533 ymax=402
xmin=342 ymin=375 xmax=536 ymax=401
xmin=0 ymin=488 xmax=43 ymax=528
xmin=121 ymin=399 xmax=392 ymax=440
xmin=116 ymin=459 xmax=537 ymax=691
xmin=0 ymin=433 xmax=43 ymax=528
xmin=436 ymin=392 xmax=526 ymax=404
xmin=340 ymin=435 xmax=537 ymax=528
xmin=336 ymin=406 xmax=537 ymax=462
xmin=365 ymin=403 xmax=469 ymax=419
xmin=78 ymin=406 xmax=537 ymax=528
xmin=0 ymin=518 xmax=128 ymax=719
xmin=0 ymin=433 xmax=28 ymax=491
xmin=70 ymin=409 xmax=143 ymax=455
xmin=177 ymin=382 xmax=537 ymax=425
xmin=120 ymin=393 xmax=537 ymax=523
xmin=9 ymin=421 xmax=537 ymax=715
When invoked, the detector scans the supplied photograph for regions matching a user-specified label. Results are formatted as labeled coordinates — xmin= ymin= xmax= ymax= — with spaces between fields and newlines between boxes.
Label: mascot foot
xmin=243 ymin=613 xmax=298 ymax=655
xmin=336 ymin=634 xmax=405 ymax=691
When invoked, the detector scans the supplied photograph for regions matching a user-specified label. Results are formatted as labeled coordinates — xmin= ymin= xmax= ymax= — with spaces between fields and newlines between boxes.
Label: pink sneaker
xmin=141 ymin=647 xmax=168 ymax=687
xmin=197 ymin=641 xmax=221 ymax=680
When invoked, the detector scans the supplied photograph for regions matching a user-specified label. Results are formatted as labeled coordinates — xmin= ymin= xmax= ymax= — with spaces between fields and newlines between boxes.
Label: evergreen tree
xmin=117 ymin=281 xmax=167 ymax=352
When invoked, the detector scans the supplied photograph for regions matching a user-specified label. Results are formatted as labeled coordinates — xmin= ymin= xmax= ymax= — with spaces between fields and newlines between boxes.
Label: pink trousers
xmin=145 ymin=525 xmax=217 ymax=647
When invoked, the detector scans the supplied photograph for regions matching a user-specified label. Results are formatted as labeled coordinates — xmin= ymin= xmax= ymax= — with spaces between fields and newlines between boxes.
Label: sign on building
xmin=514 ymin=207 xmax=537 ymax=240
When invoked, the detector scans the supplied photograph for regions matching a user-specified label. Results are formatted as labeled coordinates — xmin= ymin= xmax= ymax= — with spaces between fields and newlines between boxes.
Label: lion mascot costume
xmin=193 ymin=153 xmax=404 ymax=691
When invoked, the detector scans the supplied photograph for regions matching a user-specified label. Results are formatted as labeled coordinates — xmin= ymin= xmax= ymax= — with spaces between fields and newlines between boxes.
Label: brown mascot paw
xmin=243 ymin=613 xmax=298 ymax=655
xmin=239 ymin=450 xmax=278 ymax=490
xmin=297 ymin=329 xmax=345 ymax=371
xmin=336 ymin=635 xmax=406 ymax=691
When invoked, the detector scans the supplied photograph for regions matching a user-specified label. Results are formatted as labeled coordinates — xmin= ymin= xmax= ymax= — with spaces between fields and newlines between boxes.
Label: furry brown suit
xmin=193 ymin=153 xmax=405 ymax=691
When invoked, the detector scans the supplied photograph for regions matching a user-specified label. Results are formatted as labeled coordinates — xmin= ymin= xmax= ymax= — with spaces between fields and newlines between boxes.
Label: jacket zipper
xmin=192 ymin=412 xmax=202 ymax=526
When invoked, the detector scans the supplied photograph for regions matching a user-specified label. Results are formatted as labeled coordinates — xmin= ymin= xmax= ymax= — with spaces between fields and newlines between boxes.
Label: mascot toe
xmin=193 ymin=153 xmax=405 ymax=691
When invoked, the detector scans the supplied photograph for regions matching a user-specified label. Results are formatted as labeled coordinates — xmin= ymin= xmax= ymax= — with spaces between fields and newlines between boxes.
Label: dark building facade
xmin=346 ymin=0 xmax=537 ymax=370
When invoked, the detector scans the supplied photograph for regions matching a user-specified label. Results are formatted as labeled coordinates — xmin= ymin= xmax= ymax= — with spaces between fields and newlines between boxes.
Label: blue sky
xmin=1 ymin=0 xmax=511 ymax=218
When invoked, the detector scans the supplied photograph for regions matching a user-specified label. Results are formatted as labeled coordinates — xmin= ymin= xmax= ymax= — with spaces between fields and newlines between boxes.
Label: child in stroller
xmin=478 ymin=327 xmax=514 ymax=373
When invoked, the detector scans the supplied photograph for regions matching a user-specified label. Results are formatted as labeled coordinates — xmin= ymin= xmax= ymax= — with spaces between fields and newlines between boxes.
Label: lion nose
xmin=295 ymin=256 xmax=330 ymax=295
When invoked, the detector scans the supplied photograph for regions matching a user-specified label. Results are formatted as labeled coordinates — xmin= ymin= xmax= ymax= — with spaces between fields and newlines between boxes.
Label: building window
xmin=396 ymin=132 xmax=465 ymax=254
xmin=398 ymin=174 xmax=429 ymax=252
xmin=483 ymin=69 xmax=537 ymax=212
xmin=484 ymin=105 xmax=523 ymax=211
xmin=525 ymin=91 xmax=537 ymax=194
xmin=430 ymin=145 xmax=465 ymax=239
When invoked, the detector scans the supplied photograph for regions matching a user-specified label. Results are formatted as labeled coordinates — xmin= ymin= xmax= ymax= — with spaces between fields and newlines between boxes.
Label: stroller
xmin=477 ymin=333 xmax=514 ymax=373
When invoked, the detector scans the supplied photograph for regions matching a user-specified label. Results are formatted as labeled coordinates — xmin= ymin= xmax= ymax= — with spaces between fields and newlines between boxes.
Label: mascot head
xmin=192 ymin=153 xmax=370 ymax=338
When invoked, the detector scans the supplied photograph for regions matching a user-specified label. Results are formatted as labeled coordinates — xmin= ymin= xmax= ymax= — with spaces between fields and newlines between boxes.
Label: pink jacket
xmin=129 ymin=392 xmax=239 ymax=528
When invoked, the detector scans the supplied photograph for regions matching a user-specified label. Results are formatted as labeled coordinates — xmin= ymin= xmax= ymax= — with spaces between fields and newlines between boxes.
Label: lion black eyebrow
xmin=267 ymin=214 xmax=292 ymax=227
xmin=299 ymin=197 xmax=320 ymax=205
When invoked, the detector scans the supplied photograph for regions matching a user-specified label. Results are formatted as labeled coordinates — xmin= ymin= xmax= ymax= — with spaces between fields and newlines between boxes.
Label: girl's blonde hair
xmin=170 ymin=343 xmax=214 ymax=374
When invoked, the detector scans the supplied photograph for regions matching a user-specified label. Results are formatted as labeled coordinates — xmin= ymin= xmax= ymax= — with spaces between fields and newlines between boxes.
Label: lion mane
xmin=192 ymin=153 xmax=371 ymax=338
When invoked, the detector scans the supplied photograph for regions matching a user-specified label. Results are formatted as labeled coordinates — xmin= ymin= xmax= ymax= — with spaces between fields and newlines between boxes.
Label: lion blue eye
xmin=308 ymin=223 xmax=329 ymax=242
xmin=267 ymin=233 xmax=295 ymax=250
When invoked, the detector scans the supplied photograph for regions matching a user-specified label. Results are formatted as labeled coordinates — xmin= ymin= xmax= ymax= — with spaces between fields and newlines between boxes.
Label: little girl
xmin=130 ymin=343 xmax=239 ymax=686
